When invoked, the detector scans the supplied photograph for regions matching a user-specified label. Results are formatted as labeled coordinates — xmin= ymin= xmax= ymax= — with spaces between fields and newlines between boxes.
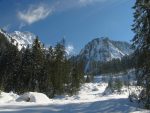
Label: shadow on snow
xmin=0 ymin=98 xmax=144 ymax=113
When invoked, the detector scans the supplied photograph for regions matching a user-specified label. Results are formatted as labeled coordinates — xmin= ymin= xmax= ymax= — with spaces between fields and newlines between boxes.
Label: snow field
xmin=0 ymin=75 xmax=149 ymax=113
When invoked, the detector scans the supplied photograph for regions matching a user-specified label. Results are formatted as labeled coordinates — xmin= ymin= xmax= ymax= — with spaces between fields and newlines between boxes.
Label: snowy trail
xmin=0 ymin=97 xmax=148 ymax=113
xmin=0 ymin=76 xmax=149 ymax=113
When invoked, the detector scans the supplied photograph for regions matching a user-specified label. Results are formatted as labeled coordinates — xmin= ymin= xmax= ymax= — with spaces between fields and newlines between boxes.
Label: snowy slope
xmin=0 ymin=29 xmax=36 ymax=50
xmin=10 ymin=31 xmax=36 ymax=50
xmin=78 ymin=37 xmax=133 ymax=72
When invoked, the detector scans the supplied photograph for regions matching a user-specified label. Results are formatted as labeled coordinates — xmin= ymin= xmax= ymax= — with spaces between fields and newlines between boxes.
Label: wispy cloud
xmin=18 ymin=4 xmax=53 ymax=25
xmin=17 ymin=0 xmax=108 ymax=28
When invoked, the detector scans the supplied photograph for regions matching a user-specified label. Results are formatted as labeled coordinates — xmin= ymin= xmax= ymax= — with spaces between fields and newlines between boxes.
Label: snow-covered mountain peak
xmin=0 ymin=29 xmax=36 ymax=50
xmin=78 ymin=37 xmax=133 ymax=72
xmin=10 ymin=31 xmax=36 ymax=46
xmin=80 ymin=37 xmax=132 ymax=61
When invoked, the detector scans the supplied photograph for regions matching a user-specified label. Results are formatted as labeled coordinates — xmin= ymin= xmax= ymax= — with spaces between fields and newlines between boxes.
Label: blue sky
xmin=0 ymin=0 xmax=135 ymax=54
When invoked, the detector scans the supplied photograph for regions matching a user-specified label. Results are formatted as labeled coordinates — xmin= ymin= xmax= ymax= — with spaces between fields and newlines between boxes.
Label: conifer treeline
xmin=85 ymin=55 xmax=135 ymax=75
xmin=98 ymin=55 xmax=134 ymax=74
xmin=0 ymin=34 xmax=84 ymax=97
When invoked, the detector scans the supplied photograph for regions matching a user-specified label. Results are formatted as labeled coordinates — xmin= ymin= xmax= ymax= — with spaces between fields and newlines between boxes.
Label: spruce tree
xmin=19 ymin=45 xmax=33 ymax=93
xmin=41 ymin=46 xmax=54 ymax=97
xmin=53 ymin=41 xmax=66 ymax=95
xmin=69 ymin=58 xmax=84 ymax=95
xmin=132 ymin=0 xmax=150 ymax=108
xmin=31 ymin=37 xmax=45 ymax=92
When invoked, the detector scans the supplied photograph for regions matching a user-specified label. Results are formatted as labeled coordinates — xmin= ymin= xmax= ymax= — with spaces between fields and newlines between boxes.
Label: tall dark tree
xmin=18 ymin=45 xmax=33 ymax=93
xmin=132 ymin=0 xmax=150 ymax=108
xmin=31 ymin=37 xmax=45 ymax=92
xmin=69 ymin=58 xmax=84 ymax=95
xmin=52 ymin=41 xmax=66 ymax=95
xmin=41 ymin=46 xmax=54 ymax=97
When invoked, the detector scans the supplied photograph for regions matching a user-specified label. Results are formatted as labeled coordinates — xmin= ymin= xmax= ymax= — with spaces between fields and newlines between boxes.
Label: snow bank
xmin=0 ymin=92 xmax=18 ymax=103
xmin=16 ymin=92 xmax=51 ymax=103
xmin=0 ymin=92 xmax=51 ymax=104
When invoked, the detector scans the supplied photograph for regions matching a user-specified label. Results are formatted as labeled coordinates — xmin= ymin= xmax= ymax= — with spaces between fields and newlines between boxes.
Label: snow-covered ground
xmin=0 ymin=76 xmax=149 ymax=113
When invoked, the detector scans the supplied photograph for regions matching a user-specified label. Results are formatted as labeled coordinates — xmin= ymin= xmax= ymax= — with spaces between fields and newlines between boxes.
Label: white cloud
xmin=66 ymin=44 xmax=75 ymax=55
xmin=17 ymin=0 xmax=108 ymax=28
xmin=18 ymin=4 xmax=53 ymax=25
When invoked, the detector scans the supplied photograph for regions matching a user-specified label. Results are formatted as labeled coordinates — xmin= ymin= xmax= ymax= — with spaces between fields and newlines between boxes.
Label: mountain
xmin=77 ymin=37 xmax=133 ymax=72
xmin=0 ymin=29 xmax=36 ymax=50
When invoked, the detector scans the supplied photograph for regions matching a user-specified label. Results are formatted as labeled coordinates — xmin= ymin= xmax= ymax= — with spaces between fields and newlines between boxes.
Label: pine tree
xmin=53 ymin=41 xmax=66 ymax=95
xmin=132 ymin=0 xmax=150 ymax=108
xmin=41 ymin=46 xmax=54 ymax=97
xmin=19 ymin=45 xmax=33 ymax=93
xmin=69 ymin=58 xmax=84 ymax=95
xmin=31 ymin=37 xmax=45 ymax=92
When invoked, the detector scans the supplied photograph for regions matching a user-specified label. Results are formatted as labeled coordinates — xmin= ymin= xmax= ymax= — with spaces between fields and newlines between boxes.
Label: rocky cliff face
xmin=78 ymin=37 xmax=133 ymax=72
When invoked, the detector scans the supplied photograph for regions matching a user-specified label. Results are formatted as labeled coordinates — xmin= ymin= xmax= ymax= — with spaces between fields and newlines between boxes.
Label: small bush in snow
xmin=103 ymin=79 xmax=123 ymax=95
xmin=115 ymin=79 xmax=123 ymax=92
xmin=110 ymin=79 xmax=123 ymax=92
xmin=128 ymin=92 xmax=138 ymax=103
